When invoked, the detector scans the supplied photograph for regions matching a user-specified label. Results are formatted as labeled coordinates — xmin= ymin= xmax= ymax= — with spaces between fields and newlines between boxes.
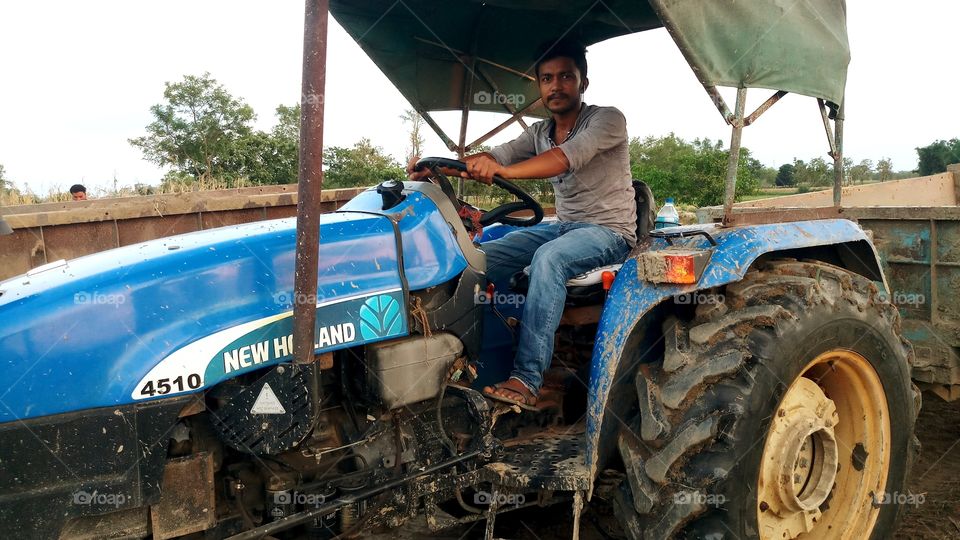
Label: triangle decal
xmin=250 ymin=383 xmax=286 ymax=415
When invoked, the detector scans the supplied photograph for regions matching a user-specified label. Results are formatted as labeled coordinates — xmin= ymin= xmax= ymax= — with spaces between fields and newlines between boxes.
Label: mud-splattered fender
xmin=585 ymin=218 xmax=884 ymax=493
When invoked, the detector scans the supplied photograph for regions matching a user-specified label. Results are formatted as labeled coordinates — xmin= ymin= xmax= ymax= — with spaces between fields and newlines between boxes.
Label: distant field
xmin=741 ymin=181 xmax=891 ymax=202
xmin=740 ymin=186 xmax=829 ymax=202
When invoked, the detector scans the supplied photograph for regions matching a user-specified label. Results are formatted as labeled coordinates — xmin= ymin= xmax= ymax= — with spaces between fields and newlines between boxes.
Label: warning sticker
xmin=250 ymin=383 xmax=286 ymax=415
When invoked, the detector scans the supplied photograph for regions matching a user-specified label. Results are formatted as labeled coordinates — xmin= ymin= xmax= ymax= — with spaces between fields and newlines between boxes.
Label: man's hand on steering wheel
xmin=406 ymin=156 xmax=433 ymax=181
xmin=407 ymin=154 xmax=499 ymax=186
xmin=411 ymin=157 xmax=544 ymax=228
xmin=462 ymin=154 xmax=500 ymax=185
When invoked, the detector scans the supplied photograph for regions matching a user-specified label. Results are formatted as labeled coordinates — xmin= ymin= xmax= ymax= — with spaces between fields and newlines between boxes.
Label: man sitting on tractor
xmin=409 ymin=39 xmax=637 ymax=409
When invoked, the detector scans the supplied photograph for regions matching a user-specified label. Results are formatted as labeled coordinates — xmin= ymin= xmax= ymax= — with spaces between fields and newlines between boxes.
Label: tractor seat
xmin=507 ymin=179 xmax=654 ymax=307
xmin=509 ymin=263 xmax=622 ymax=306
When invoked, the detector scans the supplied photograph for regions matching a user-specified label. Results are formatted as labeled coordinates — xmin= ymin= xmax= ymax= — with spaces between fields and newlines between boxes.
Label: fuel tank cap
xmin=376 ymin=179 xmax=406 ymax=210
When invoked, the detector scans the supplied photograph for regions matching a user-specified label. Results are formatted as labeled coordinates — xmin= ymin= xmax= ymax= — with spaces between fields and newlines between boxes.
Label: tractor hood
xmin=0 ymin=186 xmax=470 ymax=422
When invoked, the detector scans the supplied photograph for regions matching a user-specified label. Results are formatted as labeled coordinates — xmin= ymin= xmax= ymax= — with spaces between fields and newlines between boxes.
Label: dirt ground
xmin=377 ymin=392 xmax=960 ymax=540
xmin=895 ymin=394 xmax=960 ymax=539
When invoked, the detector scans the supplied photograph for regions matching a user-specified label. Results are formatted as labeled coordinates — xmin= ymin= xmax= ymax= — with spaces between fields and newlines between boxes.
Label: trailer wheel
xmin=613 ymin=259 xmax=921 ymax=540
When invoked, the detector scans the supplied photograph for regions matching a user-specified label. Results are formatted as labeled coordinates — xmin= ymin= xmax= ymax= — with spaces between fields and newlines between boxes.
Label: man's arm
xmin=464 ymin=148 xmax=569 ymax=184
xmin=467 ymin=108 xmax=626 ymax=183
xmin=465 ymin=122 xmax=570 ymax=183
xmin=487 ymin=126 xmax=537 ymax=166
xmin=406 ymin=126 xmax=538 ymax=182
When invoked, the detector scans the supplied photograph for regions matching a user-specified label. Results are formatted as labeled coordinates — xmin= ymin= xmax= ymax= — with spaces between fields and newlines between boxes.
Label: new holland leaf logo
xmin=359 ymin=294 xmax=403 ymax=339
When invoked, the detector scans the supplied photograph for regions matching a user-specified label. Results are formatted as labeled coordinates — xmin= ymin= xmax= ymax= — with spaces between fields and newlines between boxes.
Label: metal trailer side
xmin=853 ymin=203 xmax=960 ymax=401
xmin=700 ymin=164 xmax=960 ymax=400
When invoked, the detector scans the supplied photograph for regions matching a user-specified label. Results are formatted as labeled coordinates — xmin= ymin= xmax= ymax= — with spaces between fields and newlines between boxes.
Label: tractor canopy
xmin=330 ymin=0 xmax=850 ymax=123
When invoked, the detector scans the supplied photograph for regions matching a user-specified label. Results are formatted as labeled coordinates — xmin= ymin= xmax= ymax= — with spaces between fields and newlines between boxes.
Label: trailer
xmin=702 ymin=166 xmax=960 ymax=402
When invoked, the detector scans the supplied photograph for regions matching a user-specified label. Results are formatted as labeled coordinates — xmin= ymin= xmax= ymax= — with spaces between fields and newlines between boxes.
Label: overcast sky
xmin=1 ymin=1 xmax=957 ymax=195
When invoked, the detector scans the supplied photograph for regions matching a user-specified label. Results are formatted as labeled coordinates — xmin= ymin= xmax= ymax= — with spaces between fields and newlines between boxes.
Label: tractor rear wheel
xmin=613 ymin=259 xmax=921 ymax=539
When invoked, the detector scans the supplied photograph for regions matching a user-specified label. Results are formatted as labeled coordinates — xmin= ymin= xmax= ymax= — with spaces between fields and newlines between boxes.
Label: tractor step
xmin=482 ymin=424 xmax=591 ymax=492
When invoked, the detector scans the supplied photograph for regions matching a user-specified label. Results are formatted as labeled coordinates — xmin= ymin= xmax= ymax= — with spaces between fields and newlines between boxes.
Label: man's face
xmin=537 ymin=56 xmax=586 ymax=115
xmin=72 ymin=191 xmax=87 ymax=201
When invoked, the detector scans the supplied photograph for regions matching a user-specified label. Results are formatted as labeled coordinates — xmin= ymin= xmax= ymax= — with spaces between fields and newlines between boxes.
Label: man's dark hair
xmin=69 ymin=184 xmax=86 ymax=194
xmin=534 ymin=39 xmax=588 ymax=79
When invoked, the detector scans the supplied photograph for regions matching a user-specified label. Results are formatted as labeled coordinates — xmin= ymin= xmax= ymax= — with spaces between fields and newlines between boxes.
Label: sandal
xmin=482 ymin=377 xmax=538 ymax=411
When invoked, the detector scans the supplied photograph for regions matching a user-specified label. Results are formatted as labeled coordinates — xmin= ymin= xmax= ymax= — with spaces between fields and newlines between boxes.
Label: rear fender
xmin=585 ymin=219 xmax=885 ymax=492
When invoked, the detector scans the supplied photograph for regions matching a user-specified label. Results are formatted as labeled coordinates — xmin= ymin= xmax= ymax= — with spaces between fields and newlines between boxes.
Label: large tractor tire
xmin=613 ymin=259 xmax=921 ymax=539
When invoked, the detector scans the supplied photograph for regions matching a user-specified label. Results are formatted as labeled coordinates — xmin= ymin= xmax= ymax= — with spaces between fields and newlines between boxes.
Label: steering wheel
xmin=413 ymin=157 xmax=544 ymax=228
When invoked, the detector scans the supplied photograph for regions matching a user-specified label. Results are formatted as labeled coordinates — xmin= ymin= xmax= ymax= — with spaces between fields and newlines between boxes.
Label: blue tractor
xmin=0 ymin=2 xmax=918 ymax=539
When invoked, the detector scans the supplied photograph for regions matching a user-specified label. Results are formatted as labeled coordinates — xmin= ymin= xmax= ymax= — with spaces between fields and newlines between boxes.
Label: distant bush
xmin=628 ymin=134 xmax=761 ymax=207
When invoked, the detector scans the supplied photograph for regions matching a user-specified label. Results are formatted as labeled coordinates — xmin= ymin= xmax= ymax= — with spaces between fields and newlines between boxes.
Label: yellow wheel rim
xmin=757 ymin=349 xmax=890 ymax=539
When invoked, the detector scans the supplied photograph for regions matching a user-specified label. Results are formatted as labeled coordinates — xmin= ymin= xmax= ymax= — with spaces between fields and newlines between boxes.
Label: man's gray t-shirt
xmin=488 ymin=104 xmax=637 ymax=247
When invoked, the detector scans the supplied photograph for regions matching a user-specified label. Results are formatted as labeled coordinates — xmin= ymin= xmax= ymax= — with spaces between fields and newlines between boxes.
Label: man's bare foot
xmin=482 ymin=377 xmax=538 ymax=410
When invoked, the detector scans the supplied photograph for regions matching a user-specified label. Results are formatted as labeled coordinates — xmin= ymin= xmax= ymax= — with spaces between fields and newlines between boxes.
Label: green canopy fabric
xmin=329 ymin=0 xmax=849 ymax=118
xmin=330 ymin=0 xmax=662 ymax=119
xmin=649 ymin=0 xmax=849 ymax=106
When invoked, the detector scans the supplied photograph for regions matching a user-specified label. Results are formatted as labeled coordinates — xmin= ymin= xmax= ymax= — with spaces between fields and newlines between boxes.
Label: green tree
xmin=840 ymin=157 xmax=854 ymax=186
xmin=775 ymin=163 xmax=795 ymax=186
xmin=876 ymin=158 xmax=894 ymax=181
xmin=130 ymin=73 xmax=256 ymax=182
xmin=227 ymin=104 xmax=301 ymax=185
xmin=808 ymin=157 xmax=832 ymax=186
xmin=916 ymin=139 xmax=960 ymax=176
xmin=322 ymin=138 xmax=405 ymax=189
xmin=751 ymin=161 xmax=777 ymax=187
xmin=400 ymin=109 xmax=425 ymax=163
xmin=849 ymin=159 xmax=873 ymax=184
xmin=628 ymin=134 xmax=759 ymax=207
xmin=792 ymin=159 xmax=808 ymax=185
xmin=272 ymin=104 xmax=300 ymax=141
xmin=791 ymin=158 xmax=831 ymax=187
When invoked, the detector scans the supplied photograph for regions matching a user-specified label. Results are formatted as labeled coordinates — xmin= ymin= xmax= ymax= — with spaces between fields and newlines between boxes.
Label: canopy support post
xmin=817 ymin=98 xmax=838 ymax=156
xmin=703 ymin=85 xmax=735 ymax=125
xmin=419 ymin=110 xmax=457 ymax=152
xmin=293 ymin=0 xmax=330 ymax=430
xmin=832 ymin=101 xmax=845 ymax=207
xmin=745 ymin=90 xmax=787 ymax=126
xmin=293 ymin=0 xmax=329 ymax=367
xmin=457 ymin=54 xmax=476 ymax=195
xmin=818 ymin=98 xmax=844 ymax=206
xmin=466 ymin=98 xmax=542 ymax=150
xmin=722 ymin=87 xmax=747 ymax=225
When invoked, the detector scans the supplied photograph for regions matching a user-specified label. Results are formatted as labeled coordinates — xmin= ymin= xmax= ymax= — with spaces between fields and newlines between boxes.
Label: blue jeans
xmin=482 ymin=221 xmax=630 ymax=394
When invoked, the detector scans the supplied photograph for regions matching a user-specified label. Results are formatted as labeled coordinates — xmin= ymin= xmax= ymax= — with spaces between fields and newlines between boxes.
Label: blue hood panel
xmin=0 ymin=188 xmax=467 ymax=422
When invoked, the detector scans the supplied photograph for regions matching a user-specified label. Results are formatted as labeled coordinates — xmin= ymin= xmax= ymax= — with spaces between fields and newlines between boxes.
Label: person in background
xmin=69 ymin=184 xmax=88 ymax=201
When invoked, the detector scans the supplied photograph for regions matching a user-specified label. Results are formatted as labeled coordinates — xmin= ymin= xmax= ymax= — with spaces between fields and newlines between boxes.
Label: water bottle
xmin=654 ymin=197 xmax=681 ymax=229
